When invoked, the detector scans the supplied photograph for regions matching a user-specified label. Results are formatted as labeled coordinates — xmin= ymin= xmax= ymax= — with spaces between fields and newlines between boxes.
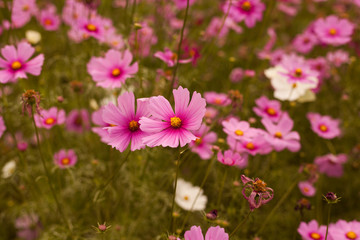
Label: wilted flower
xmin=21 ymin=90 xmax=41 ymax=116
xmin=241 ymin=175 xmax=274 ymax=211
xmin=324 ymin=192 xmax=341 ymax=204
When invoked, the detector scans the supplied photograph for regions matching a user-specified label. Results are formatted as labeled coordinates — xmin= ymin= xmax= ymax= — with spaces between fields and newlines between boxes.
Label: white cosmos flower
xmin=2 ymin=160 xmax=16 ymax=178
xmin=265 ymin=66 xmax=318 ymax=101
xmin=175 ymin=178 xmax=207 ymax=211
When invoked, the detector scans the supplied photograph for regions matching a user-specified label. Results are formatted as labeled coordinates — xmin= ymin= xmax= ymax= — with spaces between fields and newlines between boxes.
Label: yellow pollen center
xmin=86 ymin=24 xmax=97 ymax=32
xmin=274 ymin=131 xmax=282 ymax=138
xmin=310 ymin=232 xmax=321 ymax=239
xmin=184 ymin=195 xmax=189 ymax=201
xmin=346 ymin=231 xmax=357 ymax=239
xmin=11 ymin=61 xmax=22 ymax=70
xmin=303 ymin=187 xmax=309 ymax=193
xmin=128 ymin=120 xmax=139 ymax=132
xmin=195 ymin=137 xmax=202 ymax=145
xmin=235 ymin=130 xmax=244 ymax=136
xmin=319 ymin=124 xmax=328 ymax=132
xmin=241 ymin=1 xmax=251 ymax=11
xmin=295 ymin=68 xmax=302 ymax=77
xmin=214 ymin=98 xmax=223 ymax=105
xmin=61 ymin=158 xmax=70 ymax=165
xmin=44 ymin=19 xmax=53 ymax=26
xmin=111 ymin=41 xmax=119 ymax=46
xmin=170 ymin=116 xmax=182 ymax=128
xmin=266 ymin=108 xmax=276 ymax=116
xmin=112 ymin=68 xmax=121 ymax=77
xmin=45 ymin=118 xmax=55 ymax=125
xmin=253 ymin=179 xmax=267 ymax=192
xmin=292 ymin=83 xmax=297 ymax=88
xmin=329 ymin=28 xmax=337 ymax=35
xmin=246 ymin=142 xmax=255 ymax=150
xmin=22 ymin=5 xmax=29 ymax=11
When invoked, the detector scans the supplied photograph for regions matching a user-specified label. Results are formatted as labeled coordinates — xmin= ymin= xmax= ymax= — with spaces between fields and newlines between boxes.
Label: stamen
xmin=241 ymin=1 xmax=251 ymax=11
xmin=170 ymin=116 xmax=182 ymax=128
xmin=45 ymin=118 xmax=55 ymax=125
xmin=112 ymin=68 xmax=121 ymax=77
xmin=61 ymin=158 xmax=70 ymax=165
xmin=346 ymin=231 xmax=357 ymax=239
xmin=329 ymin=28 xmax=337 ymax=35
xmin=266 ymin=108 xmax=276 ymax=116
xmin=319 ymin=124 xmax=328 ymax=132
xmin=128 ymin=120 xmax=139 ymax=132
xmin=274 ymin=131 xmax=282 ymax=138
xmin=11 ymin=61 xmax=22 ymax=70
xmin=310 ymin=232 xmax=321 ymax=240
xmin=245 ymin=142 xmax=255 ymax=150
xmin=86 ymin=23 xmax=97 ymax=32
xmin=235 ymin=130 xmax=244 ymax=136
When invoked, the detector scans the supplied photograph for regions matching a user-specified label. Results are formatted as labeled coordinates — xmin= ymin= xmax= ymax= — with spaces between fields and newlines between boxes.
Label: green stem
xmin=325 ymin=205 xmax=331 ymax=240
xmin=102 ymin=150 xmax=131 ymax=190
xmin=169 ymin=149 xmax=183 ymax=232
xmin=229 ymin=211 xmax=252 ymax=237
xmin=216 ymin=168 xmax=228 ymax=207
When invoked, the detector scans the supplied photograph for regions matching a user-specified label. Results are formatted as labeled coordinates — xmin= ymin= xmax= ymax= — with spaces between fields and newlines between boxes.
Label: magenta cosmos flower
xmin=314 ymin=153 xmax=347 ymax=178
xmin=184 ymin=226 xmax=229 ymax=240
xmin=189 ymin=124 xmax=217 ymax=160
xmin=307 ymin=112 xmax=341 ymax=139
xmin=298 ymin=181 xmax=316 ymax=197
xmin=139 ymin=86 xmax=206 ymax=148
xmin=34 ymin=107 xmax=66 ymax=129
xmin=87 ymin=49 xmax=138 ymax=89
xmin=102 ymin=92 xmax=149 ymax=152
xmin=222 ymin=118 xmax=256 ymax=141
xmin=38 ymin=5 xmax=61 ymax=31
xmin=298 ymin=220 xmax=326 ymax=240
xmin=11 ymin=0 xmax=37 ymax=28
xmin=224 ymin=0 xmax=266 ymax=28
xmin=217 ymin=150 xmax=248 ymax=168
xmin=329 ymin=220 xmax=360 ymax=240
xmin=0 ymin=42 xmax=44 ymax=84
xmin=261 ymin=112 xmax=301 ymax=152
xmin=65 ymin=109 xmax=90 ymax=133
xmin=241 ymin=174 xmax=274 ymax=211
xmin=204 ymin=92 xmax=231 ymax=106
xmin=0 ymin=116 xmax=6 ymax=138
xmin=91 ymin=107 xmax=111 ymax=144
xmin=154 ymin=48 xmax=191 ymax=67
xmin=54 ymin=149 xmax=77 ymax=168
xmin=253 ymin=95 xmax=282 ymax=122
xmin=314 ymin=15 xmax=354 ymax=46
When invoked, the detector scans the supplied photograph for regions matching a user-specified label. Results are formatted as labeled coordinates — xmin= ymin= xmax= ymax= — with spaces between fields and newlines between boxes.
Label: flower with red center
xmin=102 ymin=92 xmax=149 ymax=152
xmin=0 ymin=42 xmax=44 ymax=84
xmin=292 ymin=31 xmax=319 ymax=54
xmin=38 ymin=4 xmax=61 ymax=31
xmin=54 ymin=149 xmax=77 ymax=168
xmin=184 ymin=225 xmax=229 ymax=240
xmin=314 ymin=153 xmax=347 ymax=178
xmin=204 ymin=92 xmax=231 ymax=106
xmin=154 ymin=48 xmax=191 ymax=67
xmin=189 ymin=124 xmax=217 ymax=160
xmin=217 ymin=150 xmax=248 ymax=168
xmin=307 ymin=112 xmax=341 ymax=139
xmin=87 ymin=49 xmax=138 ymax=89
xmin=297 ymin=220 xmax=326 ymax=240
xmin=224 ymin=0 xmax=266 ymax=28
xmin=253 ymin=95 xmax=282 ymax=122
xmin=34 ymin=107 xmax=66 ymax=129
xmin=329 ymin=220 xmax=360 ymax=240
xmin=139 ymin=86 xmax=206 ymax=148
xmin=298 ymin=181 xmax=316 ymax=197
xmin=11 ymin=0 xmax=37 ymax=28
xmin=74 ymin=16 xmax=107 ymax=42
xmin=241 ymin=175 xmax=274 ymax=211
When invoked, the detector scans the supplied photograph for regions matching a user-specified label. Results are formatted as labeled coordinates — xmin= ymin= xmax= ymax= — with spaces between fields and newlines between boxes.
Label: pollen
xmin=294 ymin=68 xmax=302 ymax=77
xmin=303 ymin=187 xmax=309 ymax=193
xmin=329 ymin=28 xmax=337 ymax=35
xmin=112 ymin=68 xmax=121 ymax=77
xmin=245 ymin=142 xmax=255 ymax=150
xmin=128 ymin=120 xmax=139 ymax=132
xmin=86 ymin=23 xmax=97 ymax=32
xmin=253 ymin=179 xmax=267 ymax=192
xmin=310 ymin=232 xmax=321 ymax=240
xmin=183 ymin=195 xmax=189 ymax=201
xmin=214 ymin=98 xmax=223 ymax=105
xmin=319 ymin=124 xmax=328 ymax=132
xmin=61 ymin=158 xmax=70 ymax=165
xmin=241 ymin=1 xmax=251 ymax=11
xmin=266 ymin=107 xmax=276 ymax=116
xmin=22 ymin=5 xmax=29 ymax=11
xmin=292 ymin=83 xmax=297 ymax=88
xmin=346 ymin=231 xmax=357 ymax=239
xmin=44 ymin=19 xmax=53 ymax=26
xmin=170 ymin=116 xmax=182 ymax=128
xmin=45 ymin=118 xmax=55 ymax=125
xmin=195 ymin=137 xmax=202 ymax=145
xmin=274 ymin=131 xmax=282 ymax=138
xmin=235 ymin=130 xmax=244 ymax=136
xmin=11 ymin=61 xmax=22 ymax=70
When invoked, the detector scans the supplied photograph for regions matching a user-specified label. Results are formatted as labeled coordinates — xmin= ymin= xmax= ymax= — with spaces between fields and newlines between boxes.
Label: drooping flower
xmin=314 ymin=153 xmax=347 ymax=178
xmin=189 ymin=124 xmax=217 ymax=160
xmin=204 ymin=92 xmax=231 ymax=106
xmin=217 ymin=150 xmax=248 ymax=168
xmin=314 ymin=15 xmax=354 ymax=46
xmin=184 ymin=225 xmax=229 ymax=240
xmin=253 ymin=96 xmax=282 ymax=122
xmin=241 ymin=175 xmax=274 ymax=211
xmin=175 ymin=178 xmax=207 ymax=211
xmin=224 ymin=0 xmax=266 ymax=28
xmin=65 ymin=109 xmax=91 ymax=133
xmin=298 ymin=181 xmax=316 ymax=197
xmin=329 ymin=220 xmax=360 ymax=240
xmin=154 ymin=48 xmax=191 ymax=67
xmin=87 ymin=49 xmax=138 ymax=89
xmin=297 ymin=220 xmax=326 ymax=240
xmin=102 ymin=92 xmax=149 ymax=152
xmin=0 ymin=115 xmax=6 ymax=138
xmin=54 ymin=149 xmax=77 ymax=168
xmin=0 ymin=42 xmax=45 ymax=84
xmin=34 ymin=107 xmax=66 ymax=129
xmin=139 ymin=86 xmax=206 ymax=148
xmin=307 ymin=112 xmax=341 ymax=139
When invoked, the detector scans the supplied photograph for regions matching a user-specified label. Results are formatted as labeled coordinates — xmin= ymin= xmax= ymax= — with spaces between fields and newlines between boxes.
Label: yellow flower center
xmin=346 ymin=231 xmax=357 ymax=239
xmin=86 ymin=23 xmax=97 ymax=32
xmin=319 ymin=124 xmax=328 ymax=132
xmin=11 ymin=61 xmax=22 ymax=70
xmin=245 ymin=142 xmax=255 ymax=150
xmin=61 ymin=158 xmax=70 ymax=165
xmin=170 ymin=116 xmax=182 ymax=128
xmin=274 ymin=131 xmax=282 ymax=138
xmin=195 ymin=137 xmax=202 ymax=145
xmin=241 ymin=1 xmax=251 ymax=11
xmin=128 ymin=120 xmax=139 ymax=132
xmin=292 ymin=83 xmax=297 ymax=88
xmin=45 ymin=118 xmax=55 ymax=125
xmin=183 ymin=195 xmax=189 ymax=201
xmin=235 ymin=130 xmax=244 ymax=136
xmin=253 ymin=179 xmax=267 ymax=192
xmin=310 ymin=232 xmax=321 ymax=240
xmin=294 ymin=68 xmax=302 ymax=77
xmin=112 ymin=68 xmax=121 ymax=77
xmin=329 ymin=28 xmax=337 ymax=35
xmin=303 ymin=187 xmax=309 ymax=193
xmin=214 ymin=98 xmax=223 ymax=105
xmin=44 ymin=19 xmax=53 ymax=26
xmin=266 ymin=108 xmax=276 ymax=116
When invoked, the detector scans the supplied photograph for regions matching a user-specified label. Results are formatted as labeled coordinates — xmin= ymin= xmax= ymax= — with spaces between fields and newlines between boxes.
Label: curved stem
xmin=229 ymin=211 xmax=252 ymax=237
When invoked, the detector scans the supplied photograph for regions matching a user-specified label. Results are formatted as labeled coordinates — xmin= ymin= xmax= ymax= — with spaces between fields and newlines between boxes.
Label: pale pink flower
xmin=184 ymin=226 xmax=229 ymax=240
xmin=298 ymin=181 xmax=316 ymax=197
xmin=11 ymin=0 xmax=37 ymax=28
xmin=297 ymin=220 xmax=326 ymax=240
xmin=34 ymin=107 xmax=66 ymax=129
xmin=189 ymin=124 xmax=217 ymax=160
xmin=65 ymin=109 xmax=90 ymax=133
xmin=329 ymin=220 xmax=360 ymax=240
xmin=217 ymin=150 xmax=248 ymax=168
xmin=38 ymin=5 xmax=61 ymax=31
xmin=91 ymin=107 xmax=111 ymax=143
xmin=204 ymin=92 xmax=231 ymax=106
xmin=326 ymin=50 xmax=349 ymax=67
xmin=314 ymin=153 xmax=347 ymax=178
xmin=307 ymin=112 xmax=341 ymax=139
xmin=54 ymin=149 xmax=77 ymax=168
xmin=253 ymin=96 xmax=282 ymax=122
xmin=154 ymin=48 xmax=191 ymax=67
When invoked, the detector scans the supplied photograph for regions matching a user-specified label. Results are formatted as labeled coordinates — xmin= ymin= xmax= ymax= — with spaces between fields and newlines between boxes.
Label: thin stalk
xmin=102 ymin=150 xmax=131 ymax=190
xmin=169 ymin=150 xmax=183 ymax=232
xmin=216 ymin=168 xmax=228 ymax=207
xmin=130 ymin=0 xmax=137 ymax=24
xmin=168 ymin=0 xmax=190 ymax=98
xmin=229 ymin=211 xmax=252 ymax=237
xmin=325 ymin=205 xmax=331 ymax=240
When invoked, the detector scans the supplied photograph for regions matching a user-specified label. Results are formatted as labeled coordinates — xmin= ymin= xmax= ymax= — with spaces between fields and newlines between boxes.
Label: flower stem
xmin=229 ymin=210 xmax=252 ymax=237
xmin=325 ymin=204 xmax=332 ymax=240
xmin=216 ymin=168 xmax=228 ymax=207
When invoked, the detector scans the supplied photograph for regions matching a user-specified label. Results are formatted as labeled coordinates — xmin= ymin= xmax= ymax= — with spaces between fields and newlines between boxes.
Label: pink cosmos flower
xmin=253 ymin=96 xmax=282 ymax=122
xmin=102 ymin=92 xmax=149 ymax=152
xmin=128 ymin=22 xmax=158 ymax=57
xmin=217 ymin=150 xmax=248 ymax=168
xmin=54 ymin=149 xmax=77 ymax=168
xmin=91 ymin=107 xmax=111 ymax=144
xmin=298 ymin=181 xmax=316 ymax=197
xmin=308 ymin=57 xmax=330 ymax=81
xmin=313 ymin=15 xmax=354 ymax=46
xmin=34 ymin=107 xmax=66 ymax=129
xmin=235 ymin=133 xmax=273 ymax=155
xmin=62 ymin=0 xmax=90 ymax=25
xmin=184 ymin=226 xmax=229 ymax=240
xmin=11 ymin=0 xmax=37 ymax=28
xmin=75 ymin=16 xmax=107 ymax=42
xmin=0 ymin=116 xmax=5 ymax=138
xmin=292 ymin=31 xmax=318 ymax=54
xmin=105 ymin=32 xmax=125 ymax=50
xmin=15 ymin=214 xmax=41 ymax=240
xmin=38 ymin=5 xmax=61 ymax=31
xmin=205 ymin=17 xmax=242 ymax=41
xmin=230 ymin=68 xmax=244 ymax=82
xmin=224 ymin=0 xmax=266 ymax=28
xmin=0 ymin=42 xmax=44 ymax=84
xmin=65 ymin=109 xmax=90 ymax=133
xmin=87 ymin=49 xmax=138 ymax=89
xmin=277 ymin=0 xmax=301 ymax=16
xmin=154 ymin=48 xmax=191 ymax=67
xmin=326 ymin=50 xmax=349 ymax=67
xmin=139 ymin=86 xmax=206 ymax=148
xmin=241 ymin=175 xmax=274 ymax=211
xmin=174 ymin=0 xmax=196 ymax=9
xmin=297 ymin=220 xmax=327 ymax=240
xmin=329 ymin=220 xmax=360 ymax=240
xmin=261 ymin=112 xmax=301 ymax=152
xmin=307 ymin=112 xmax=341 ymax=139
xmin=189 ymin=124 xmax=217 ymax=160
xmin=222 ymin=118 xmax=256 ymax=141
xmin=314 ymin=153 xmax=347 ymax=178
xmin=204 ymin=92 xmax=231 ymax=106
